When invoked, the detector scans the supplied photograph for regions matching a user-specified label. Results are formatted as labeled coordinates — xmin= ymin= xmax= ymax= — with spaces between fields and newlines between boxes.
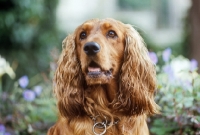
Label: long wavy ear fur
xmin=114 ymin=24 xmax=159 ymax=116
xmin=54 ymin=34 xmax=85 ymax=118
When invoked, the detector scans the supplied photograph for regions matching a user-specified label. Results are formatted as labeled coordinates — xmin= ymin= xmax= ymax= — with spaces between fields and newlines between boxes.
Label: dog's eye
xmin=107 ymin=30 xmax=117 ymax=38
xmin=80 ymin=32 xmax=87 ymax=40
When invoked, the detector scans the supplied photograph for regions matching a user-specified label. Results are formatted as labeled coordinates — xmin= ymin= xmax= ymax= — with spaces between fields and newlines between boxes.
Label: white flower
xmin=170 ymin=56 xmax=191 ymax=80
xmin=0 ymin=56 xmax=15 ymax=79
xmin=169 ymin=56 xmax=194 ymax=92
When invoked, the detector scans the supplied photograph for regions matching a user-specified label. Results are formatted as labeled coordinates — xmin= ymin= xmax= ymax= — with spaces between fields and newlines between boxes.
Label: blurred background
xmin=0 ymin=0 xmax=200 ymax=135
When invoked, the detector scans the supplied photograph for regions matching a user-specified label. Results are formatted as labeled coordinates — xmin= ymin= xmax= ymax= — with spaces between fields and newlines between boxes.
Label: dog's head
xmin=54 ymin=18 xmax=159 ymax=118
xmin=75 ymin=18 xmax=125 ymax=85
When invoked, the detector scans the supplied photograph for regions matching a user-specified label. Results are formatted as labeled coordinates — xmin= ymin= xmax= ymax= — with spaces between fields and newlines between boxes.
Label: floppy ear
xmin=54 ymin=34 xmax=85 ymax=118
xmin=114 ymin=24 xmax=159 ymax=115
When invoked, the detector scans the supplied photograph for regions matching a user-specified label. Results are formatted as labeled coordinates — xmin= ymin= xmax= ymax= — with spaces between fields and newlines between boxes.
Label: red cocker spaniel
xmin=48 ymin=18 xmax=159 ymax=135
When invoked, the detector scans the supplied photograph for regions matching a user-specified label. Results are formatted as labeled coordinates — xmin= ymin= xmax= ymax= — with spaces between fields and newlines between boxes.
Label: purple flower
xmin=4 ymin=132 xmax=11 ymax=135
xmin=162 ymin=48 xmax=171 ymax=62
xmin=33 ymin=86 xmax=42 ymax=96
xmin=23 ymin=90 xmax=36 ymax=102
xmin=182 ymin=80 xmax=192 ymax=91
xmin=197 ymin=107 xmax=200 ymax=113
xmin=163 ymin=65 xmax=175 ymax=80
xmin=149 ymin=52 xmax=158 ymax=64
xmin=19 ymin=76 xmax=29 ymax=88
xmin=0 ymin=124 xmax=5 ymax=132
xmin=190 ymin=59 xmax=198 ymax=71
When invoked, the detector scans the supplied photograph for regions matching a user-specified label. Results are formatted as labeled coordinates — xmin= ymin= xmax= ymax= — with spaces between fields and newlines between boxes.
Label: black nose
xmin=83 ymin=42 xmax=100 ymax=55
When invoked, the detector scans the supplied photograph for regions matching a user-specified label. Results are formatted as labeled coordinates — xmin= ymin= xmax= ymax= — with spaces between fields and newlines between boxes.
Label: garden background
xmin=0 ymin=0 xmax=200 ymax=135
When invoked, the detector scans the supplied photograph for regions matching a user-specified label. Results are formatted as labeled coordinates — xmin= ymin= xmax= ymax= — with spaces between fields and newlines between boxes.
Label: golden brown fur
xmin=48 ymin=18 xmax=159 ymax=135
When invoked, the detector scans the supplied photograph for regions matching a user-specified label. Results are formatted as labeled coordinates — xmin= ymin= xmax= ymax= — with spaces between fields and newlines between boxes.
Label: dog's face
xmin=75 ymin=19 xmax=125 ymax=85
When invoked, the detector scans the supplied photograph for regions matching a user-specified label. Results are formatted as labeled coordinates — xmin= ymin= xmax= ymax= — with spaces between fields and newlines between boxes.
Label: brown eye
xmin=80 ymin=32 xmax=87 ymax=40
xmin=107 ymin=30 xmax=117 ymax=38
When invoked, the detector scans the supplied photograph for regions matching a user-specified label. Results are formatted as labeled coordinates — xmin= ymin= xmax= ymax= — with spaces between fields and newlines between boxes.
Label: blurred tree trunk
xmin=189 ymin=0 xmax=200 ymax=72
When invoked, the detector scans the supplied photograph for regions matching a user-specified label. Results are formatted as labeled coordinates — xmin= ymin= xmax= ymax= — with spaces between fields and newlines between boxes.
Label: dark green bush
xmin=0 ymin=0 xmax=64 ymax=78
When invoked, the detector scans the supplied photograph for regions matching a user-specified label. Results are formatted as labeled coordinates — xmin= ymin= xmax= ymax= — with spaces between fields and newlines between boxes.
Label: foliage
xmin=0 ymin=56 xmax=57 ymax=135
xmin=0 ymin=0 xmax=63 ymax=78
xmin=149 ymin=48 xmax=200 ymax=135
xmin=0 ymin=1 xmax=63 ymax=133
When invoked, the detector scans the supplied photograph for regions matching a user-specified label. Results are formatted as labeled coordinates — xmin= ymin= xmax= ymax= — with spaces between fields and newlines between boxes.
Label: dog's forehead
xmin=100 ymin=21 xmax=117 ymax=29
xmin=81 ymin=22 xmax=94 ymax=30
xmin=79 ymin=19 xmax=122 ymax=31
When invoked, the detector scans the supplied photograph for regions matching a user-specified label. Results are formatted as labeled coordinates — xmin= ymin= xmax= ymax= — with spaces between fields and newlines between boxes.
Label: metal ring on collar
xmin=92 ymin=122 xmax=107 ymax=135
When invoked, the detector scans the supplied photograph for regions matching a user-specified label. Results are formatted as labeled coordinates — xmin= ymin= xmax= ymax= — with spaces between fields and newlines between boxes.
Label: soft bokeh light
xmin=33 ymin=85 xmax=43 ymax=96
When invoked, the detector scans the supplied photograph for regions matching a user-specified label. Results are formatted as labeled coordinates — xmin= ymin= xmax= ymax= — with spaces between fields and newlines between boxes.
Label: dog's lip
xmin=88 ymin=67 xmax=101 ymax=72
xmin=87 ymin=68 xmax=112 ymax=78
xmin=86 ymin=61 xmax=112 ymax=77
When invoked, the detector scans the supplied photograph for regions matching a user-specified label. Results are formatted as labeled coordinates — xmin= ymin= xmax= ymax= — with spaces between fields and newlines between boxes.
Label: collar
xmin=90 ymin=115 xmax=119 ymax=135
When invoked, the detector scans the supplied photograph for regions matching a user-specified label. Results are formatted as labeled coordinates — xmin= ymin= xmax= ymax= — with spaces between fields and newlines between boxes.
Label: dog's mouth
xmin=87 ymin=61 xmax=112 ymax=78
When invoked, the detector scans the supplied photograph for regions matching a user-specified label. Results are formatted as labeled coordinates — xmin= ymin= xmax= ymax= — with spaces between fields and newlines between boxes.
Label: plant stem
xmin=0 ymin=77 xmax=2 ymax=94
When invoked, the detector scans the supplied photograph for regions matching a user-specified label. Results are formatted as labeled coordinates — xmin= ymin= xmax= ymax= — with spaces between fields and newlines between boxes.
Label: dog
xmin=47 ymin=18 xmax=159 ymax=135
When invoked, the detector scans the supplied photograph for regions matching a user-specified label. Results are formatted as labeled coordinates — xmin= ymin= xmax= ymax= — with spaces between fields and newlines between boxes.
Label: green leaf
xmin=150 ymin=119 xmax=178 ymax=135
